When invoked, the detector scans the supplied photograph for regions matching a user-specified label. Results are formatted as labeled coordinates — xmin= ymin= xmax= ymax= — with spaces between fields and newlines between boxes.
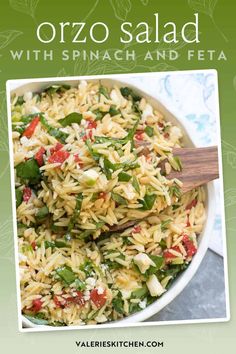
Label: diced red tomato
xmin=31 ymin=299 xmax=42 ymax=313
xmin=31 ymin=241 xmax=37 ymax=251
xmin=22 ymin=116 xmax=40 ymax=138
xmin=90 ymin=288 xmax=107 ymax=308
xmin=35 ymin=147 xmax=46 ymax=166
xmin=99 ymin=192 xmax=107 ymax=200
xmin=186 ymin=199 xmax=197 ymax=210
xmin=135 ymin=131 xmax=144 ymax=141
xmin=50 ymin=142 xmax=64 ymax=155
xmin=74 ymin=154 xmax=83 ymax=168
xmin=164 ymin=132 xmax=169 ymax=139
xmin=158 ymin=122 xmax=164 ymax=128
xmin=163 ymin=246 xmax=181 ymax=261
xmin=132 ymin=225 xmax=142 ymax=234
xmin=87 ymin=120 xmax=97 ymax=129
xmin=48 ymin=150 xmax=70 ymax=164
xmin=53 ymin=295 xmax=65 ymax=308
xmin=23 ymin=187 xmax=32 ymax=203
xmin=186 ymin=215 xmax=191 ymax=227
xmin=182 ymin=234 xmax=197 ymax=257
xmin=82 ymin=129 xmax=93 ymax=141
xmin=65 ymin=291 xmax=86 ymax=307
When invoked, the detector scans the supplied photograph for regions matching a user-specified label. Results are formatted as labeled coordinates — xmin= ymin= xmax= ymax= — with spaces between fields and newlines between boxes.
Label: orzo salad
xmin=11 ymin=81 xmax=206 ymax=326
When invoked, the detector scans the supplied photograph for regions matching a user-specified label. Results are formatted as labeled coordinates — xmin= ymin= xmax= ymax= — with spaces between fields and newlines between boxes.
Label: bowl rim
xmin=7 ymin=74 xmax=216 ymax=329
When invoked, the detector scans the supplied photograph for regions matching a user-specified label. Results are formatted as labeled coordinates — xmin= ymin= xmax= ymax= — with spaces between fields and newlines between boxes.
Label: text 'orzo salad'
xmin=11 ymin=80 xmax=206 ymax=326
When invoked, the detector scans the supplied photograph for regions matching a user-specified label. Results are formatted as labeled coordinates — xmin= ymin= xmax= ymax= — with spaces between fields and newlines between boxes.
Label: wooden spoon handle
xmin=169 ymin=146 xmax=219 ymax=193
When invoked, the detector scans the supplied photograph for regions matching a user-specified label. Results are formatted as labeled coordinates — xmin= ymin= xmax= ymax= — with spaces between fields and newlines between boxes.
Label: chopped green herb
xmin=111 ymin=192 xmax=128 ymax=206
xmin=79 ymin=260 xmax=94 ymax=277
xmin=58 ymin=112 xmax=82 ymax=127
xmin=144 ymin=126 xmax=154 ymax=137
xmin=99 ymin=86 xmax=109 ymax=99
xmin=138 ymin=194 xmax=157 ymax=211
xmin=169 ymin=184 xmax=182 ymax=198
xmin=120 ymin=87 xmax=141 ymax=102
xmin=132 ymin=176 xmax=140 ymax=193
xmin=68 ymin=193 xmax=83 ymax=231
xmin=85 ymin=139 xmax=101 ymax=161
xmin=36 ymin=206 xmax=49 ymax=220
xmin=15 ymin=96 xmax=25 ymax=106
xmin=161 ymin=219 xmax=172 ymax=232
xmin=45 ymin=240 xmax=68 ymax=249
xmin=40 ymin=115 xmax=69 ymax=143
xmin=16 ymin=158 xmax=41 ymax=184
xmin=118 ymin=172 xmax=132 ymax=182
xmin=112 ymin=291 xmax=125 ymax=314
xmin=55 ymin=265 xmax=76 ymax=285
xmin=93 ymin=109 xmax=107 ymax=121
xmin=131 ymin=285 xmax=148 ymax=299
xmin=109 ymin=105 xmax=120 ymax=116
xmin=15 ymin=188 xmax=23 ymax=208
xmin=146 ymin=255 xmax=164 ymax=275
xmin=43 ymin=84 xmax=70 ymax=96
xmin=74 ymin=278 xmax=86 ymax=291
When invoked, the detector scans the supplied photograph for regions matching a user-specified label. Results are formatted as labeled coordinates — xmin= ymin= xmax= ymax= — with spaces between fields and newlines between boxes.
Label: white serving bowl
xmin=8 ymin=75 xmax=215 ymax=329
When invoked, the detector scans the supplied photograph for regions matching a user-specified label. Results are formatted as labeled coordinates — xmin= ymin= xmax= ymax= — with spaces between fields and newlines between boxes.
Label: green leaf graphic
xmin=9 ymin=0 xmax=39 ymax=17
xmin=109 ymin=0 xmax=132 ymax=21
xmin=0 ymin=30 xmax=22 ymax=50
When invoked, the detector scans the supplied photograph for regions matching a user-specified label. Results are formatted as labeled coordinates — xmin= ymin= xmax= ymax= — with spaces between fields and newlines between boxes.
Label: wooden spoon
xmin=167 ymin=146 xmax=219 ymax=193
xmin=109 ymin=146 xmax=219 ymax=232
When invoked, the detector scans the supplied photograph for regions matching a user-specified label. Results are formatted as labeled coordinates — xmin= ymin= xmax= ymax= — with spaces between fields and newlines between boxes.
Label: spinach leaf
xmin=40 ymin=115 xmax=69 ymax=143
xmin=93 ymin=109 xmax=107 ymax=121
xmin=36 ymin=206 xmax=49 ymax=220
xmin=15 ymin=96 xmax=25 ymax=106
xmin=55 ymin=265 xmax=76 ymax=285
xmin=85 ymin=139 xmax=101 ymax=161
xmin=109 ymin=105 xmax=120 ymax=116
xmin=99 ymin=86 xmax=109 ymax=99
xmin=146 ymin=255 xmax=164 ymax=275
xmin=58 ymin=112 xmax=82 ymax=127
xmin=120 ymin=87 xmax=141 ymax=102
xmin=112 ymin=291 xmax=125 ymax=314
xmin=43 ymin=84 xmax=70 ymax=96
xmin=94 ymin=118 xmax=140 ymax=147
xmin=138 ymin=194 xmax=157 ymax=211
xmin=132 ymin=176 xmax=140 ymax=193
xmin=74 ymin=278 xmax=86 ymax=291
xmin=15 ymin=188 xmax=23 ymax=208
xmin=169 ymin=184 xmax=182 ymax=198
xmin=45 ymin=240 xmax=68 ymax=249
xmin=16 ymin=158 xmax=41 ymax=184
xmin=161 ymin=219 xmax=172 ymax=232
xmin=79 ymin=260 xmax=94 ymax=277
xmin=68 ymin=193 xmax=83 ymax=231
xmin=144 ymin=126 xmax=154 ymax=137
xmin=131 ymin=285 xmax=148 ymax=299
xmin=111 ymin=192 xmax=128 ymax=206
xmin=118 ymin=172 xmax=132 ymax=182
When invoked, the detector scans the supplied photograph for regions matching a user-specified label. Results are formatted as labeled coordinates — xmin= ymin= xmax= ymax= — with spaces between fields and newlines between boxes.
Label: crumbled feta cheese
xmin=121 ymin=289 xmax=131 ymax=300
xmin=110 ymin=89 xmax=126 ymax=107
xmin=79 ymin=80 xmax=87 ymax=90
xmin=95 ymin=314 xmax=107 ymax=323
xmin=83 ymin=290 xmax=90 ymax=301
xmin=142 ymin=103 xmax=153 ymax=121
xmin=139 ymin=299 xmax=147 ymax=309
xmin=146 ymin=274 xmax=166 ymax=297
xmin=97 ymin=286 xmax=105 ymax=295
xmin=85 ymin=277 xmax=96 ymax=287
xmin=79 ymin=169 xmax=99 ymax=186
xmin=23 ymin=91 xmax=33 ymax=101
xmin=133 ymin=253 xmax=156 ymax=274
